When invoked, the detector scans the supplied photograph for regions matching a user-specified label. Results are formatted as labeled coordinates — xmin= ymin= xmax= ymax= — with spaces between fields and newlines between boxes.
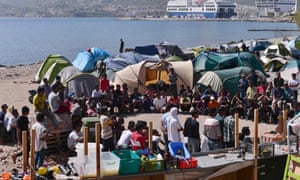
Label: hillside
xmin=0 ymin=0 xmax=255 ymax=17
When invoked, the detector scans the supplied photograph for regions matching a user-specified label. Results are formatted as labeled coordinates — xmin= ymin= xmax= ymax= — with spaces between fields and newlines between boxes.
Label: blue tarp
xmin=72 ymin=47 xmax=110 ymax=72
xmin=104 ymin=51 xmax=160 ymax=72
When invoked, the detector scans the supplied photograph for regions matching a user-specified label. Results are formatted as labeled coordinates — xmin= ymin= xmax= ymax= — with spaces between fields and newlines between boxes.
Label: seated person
xmin=153 ymin=93 xmax=167 ymax=113
xmin=179 ymin=93 xmax=191 ymax=112
xmin=48 ymin=83 xmax=70 ymax=114
xmin=67 ymin=121 xmax=83 ymax=153
xmin=130 ymin=88 xmax=143 ymax=112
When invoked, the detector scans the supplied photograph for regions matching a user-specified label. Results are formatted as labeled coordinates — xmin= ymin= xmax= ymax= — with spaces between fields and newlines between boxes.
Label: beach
xmin=0 ymin=62 xmax=278 ymax=175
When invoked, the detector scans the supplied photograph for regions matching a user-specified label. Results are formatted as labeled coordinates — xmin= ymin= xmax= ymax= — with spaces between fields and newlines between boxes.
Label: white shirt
xmin=153 ymin=97 xmax=166 ymax=110
xmin=117 ymin=129 xmax=132 ymax=147
xmin=67 ymin=130 xmax=83 ymax=150
xmin=288 ymin=78 xmax=299 ymax=91
xmin=91 ymin=89 xmax=103 ymax=98
xmin=6 ymin=114 xmax=17 ymax=132
xmin=167 ymin=117 xmax=182 ymax=142
xmin=48 ymin=91 xmax=61 ymax=112
xmin=32 ymin=122 xmax=48 ymax=152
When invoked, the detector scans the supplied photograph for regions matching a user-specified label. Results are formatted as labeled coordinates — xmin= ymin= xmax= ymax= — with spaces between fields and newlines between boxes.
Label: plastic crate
xmin=112 ymin=150 xmax=141 ymax=175
xmin=82 ymin=117 xmax=100 ymax=142
xmin=141 ymin=158 xmax=165 ymax=172
xmin=178 ymin=157 xmax=198 ymax=169
xmin=101 ymin=152 xmax=120 ymax=177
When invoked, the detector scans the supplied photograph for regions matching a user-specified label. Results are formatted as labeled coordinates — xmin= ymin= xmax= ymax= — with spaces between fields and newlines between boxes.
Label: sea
xmin=0 ymin=17 xmax=299 ymax=66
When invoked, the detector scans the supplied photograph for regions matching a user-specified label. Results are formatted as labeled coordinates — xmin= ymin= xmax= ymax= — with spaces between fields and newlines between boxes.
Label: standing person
xmin=273 ymin=72 xmax=284 ymax=88
xmin=12 ymin=106 xmax=30 ymax=164
xmin=32 ymin=112 xmax=48 ymax=169
xmin=6 ymin=107 xmax=19 ymax=145
xmin=203 ymin=107 xmax=222 ymax=150
xmin=168 ymin=68 xmax=178 ymax=96
xmin=183 ymin=110 xmax=200 ymax=153
xmin=167 ymin=107 xmax=183 ymax=143
xmin=0 ymin=104 xmax=8 ymax=141
xmin=119 ymin=38 xmax=124 ymax=53
xmin=223 ymin=108 xmax=237 ymax=148
xmin=238 ymin=74 xmax=248 ymax=101
xmin=288 ymin=73 xmax=299 ymax=104
xmin=40 ymin=78 xmax=51 ymax=98
xmin=99 ymin=74 xmax=110 ymax=93
xmin=100 ymin=108 xmax=115 ymax=151
xmin=160 ymin=105 xmax=171 ymax=151
xmin=117 ymin=121 xmax=136 ymax=149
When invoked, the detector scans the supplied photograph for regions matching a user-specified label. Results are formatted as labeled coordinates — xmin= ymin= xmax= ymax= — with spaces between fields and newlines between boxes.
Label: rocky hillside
xmin=0 ymin=0 xmax=256 ymax=17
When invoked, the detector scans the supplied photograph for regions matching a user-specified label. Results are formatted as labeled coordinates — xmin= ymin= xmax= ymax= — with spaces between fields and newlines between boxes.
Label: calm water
xmin=0 ymin=17 xmax=298 ymax=65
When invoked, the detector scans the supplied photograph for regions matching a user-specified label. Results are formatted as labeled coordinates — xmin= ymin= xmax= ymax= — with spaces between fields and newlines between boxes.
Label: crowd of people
xmin=0 ymin=65 xmax=299 ymax=169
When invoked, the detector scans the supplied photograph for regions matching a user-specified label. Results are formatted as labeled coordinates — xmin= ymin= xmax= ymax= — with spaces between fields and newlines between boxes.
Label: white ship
xmin=255 ymin=0 xmax=297 ymax=17
xmin=166 ymin=0 xmax=237 ymax=18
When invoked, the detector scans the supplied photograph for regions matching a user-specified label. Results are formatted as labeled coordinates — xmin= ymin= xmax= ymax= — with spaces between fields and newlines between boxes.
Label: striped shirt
xmin=100 ymin=115 xmax=113 ymax=140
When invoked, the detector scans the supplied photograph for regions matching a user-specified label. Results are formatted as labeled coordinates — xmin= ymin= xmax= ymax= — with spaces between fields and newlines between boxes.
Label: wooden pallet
xmin=46 ymin=130 xmax=70 ymax=154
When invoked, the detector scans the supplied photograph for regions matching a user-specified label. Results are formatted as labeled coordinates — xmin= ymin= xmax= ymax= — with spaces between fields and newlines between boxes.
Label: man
xmin=288 ymin=73 xmax=299 ymax=104
xmin=168 ymin=68 xmax=178 ymax=96
xmin=119 ymin=38 xmax=124 ymax=53
xmin=100 ymin=108 xmax=114 ymax=151
xmin=32 ymin=112 xmax=48 ymax=169
xmin=183 ymin=110 xmax=200 ymax=153
xmin=33 ymin=87 xmax=48 ymax=115
xmin=48 ymin=83 xmax=69 ymax=114
xmin=223 ymin=108 xmax=237 ymax=148
xmin=130 ymin=121 xmax=147 ymax=151
xmin=273 ymin=72 xmax=284 ymax=88
xmin=117 ymin=121 xmax=135 ymax=149
xmin=238 ymin=74 xmax=248 ymax=100
xmin=203 ymin=107 xmax=222 ymax=150
xmin=153 ymin=92 xmax=167 ymax=113
xmin=160 ymin=105 xmax=171 ymax=151
xmin=67 ymin=121 xmax=83 ymax=152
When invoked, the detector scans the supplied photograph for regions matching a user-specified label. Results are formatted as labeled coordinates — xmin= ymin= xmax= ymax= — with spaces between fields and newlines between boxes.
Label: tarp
xmin=63 ymin=73 xmax=99 ymax=98
xmin=112 ymin=60 xmax=193 ymax=94
xmin=193 ymin=51 xmax=266 ymax=75
xmin=280 ymin=60 xmax=300 ymax=81
xmin=34 ymin=54 xmax=71 ymax=83
xmin=72 ymin=47 xmax=110 ymax=72
xmin=104 ymin=51 xmax=160 ymax=72
xmin=196 ymin=67 xmax=266 ymax=97
xmin=134 ymin=42 xmax=186 ymax=59
xmin=262 ymin=44 xmax=290 ymax=64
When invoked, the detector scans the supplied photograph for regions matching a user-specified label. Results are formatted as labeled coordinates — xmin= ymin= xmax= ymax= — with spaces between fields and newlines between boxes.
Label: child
xmin=32 ymin=112 xmax=48 ymax=169
xmin=67 ymin=121 xmax=83 ymax=153
xmin=117 ymin=121 xmax=135 ymax=149
xmin=152 ymin=129 xmax=165 ymax=154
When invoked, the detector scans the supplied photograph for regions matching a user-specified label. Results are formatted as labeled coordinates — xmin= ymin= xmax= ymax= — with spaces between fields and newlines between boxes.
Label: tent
xmin=44 ymin=61 xmax=72 ymax=84
xmin=195 ymin=67 xmax=266 ymax=97
xmin=34 ymin=54 xmax=71 ymax=83
xmin=112 ymin=60 xmax=193 ymax=94
xmin=280 ymin=60 xmax=300 ymax=81
xmin=261 ymin=44 xmax=290 ymax=64
xmin=264 ymin=57 xmax=288 ymax=72
xmin=58 ymin=66 xmax=82 ymax=83
xmin=192 ymin=52 xmax=266 ymax=81
xmin=63 ymin=73 xmax=99 ymax=98
xmin=72 ymin=47 xmax=110 ymax=72
xmin=248 ymin=40 xmax=272 ymax=52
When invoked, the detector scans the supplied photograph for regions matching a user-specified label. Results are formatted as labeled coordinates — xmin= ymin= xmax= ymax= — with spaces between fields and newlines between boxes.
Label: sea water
xmin=0 ymin=17 xmax=298 ymax=66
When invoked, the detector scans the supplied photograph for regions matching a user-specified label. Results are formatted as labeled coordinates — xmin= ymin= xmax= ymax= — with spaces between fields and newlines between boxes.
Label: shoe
xmin=11 ymin=154 xmax=16 ymax=164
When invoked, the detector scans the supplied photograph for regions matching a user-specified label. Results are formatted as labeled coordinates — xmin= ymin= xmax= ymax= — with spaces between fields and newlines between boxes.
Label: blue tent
xmin=72 ymin=47 xmax=110 ymax=72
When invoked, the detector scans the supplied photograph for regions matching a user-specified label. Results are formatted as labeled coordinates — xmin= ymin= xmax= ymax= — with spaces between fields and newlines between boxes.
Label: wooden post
xmin=96 ymin=123 xmax=101 ymax=180
xmin=282 ymin=109 xmax=287 ymax=141
xmin=30 ymin=129 xmax=36 ymax=180
xmin=22 ymin=131 xmax=28 ymax=173
xmin=234 ymin=113 xmax=239 ymax=148
xmin=84 ymin=127 xmax=89 ymax=156
xmin=253 ymin=109 xmax=259 ymax=180
xmin=148 ymin=121 xmax=153 ymax=152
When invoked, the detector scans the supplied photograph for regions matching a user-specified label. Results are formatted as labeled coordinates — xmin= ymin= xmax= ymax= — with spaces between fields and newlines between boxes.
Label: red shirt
xmin=130 ymin=132 xmax=145 ymax=151
xmin=100 ymin=78 xmax=109 ymax=92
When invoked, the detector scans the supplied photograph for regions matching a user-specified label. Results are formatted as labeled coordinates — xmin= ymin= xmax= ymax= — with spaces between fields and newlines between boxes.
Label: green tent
xmin=35 ymin=54 xmax=71 ymax=83
xmin=294 ymin=36 xmax=300 ymax=50
xmin=193 ymin=52 xmax=266 ymax=75
xmin=196 ymin=67 xmax=266 ymax=98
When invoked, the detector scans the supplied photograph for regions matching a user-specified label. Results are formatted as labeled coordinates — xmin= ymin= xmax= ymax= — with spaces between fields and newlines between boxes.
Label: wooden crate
xmin=46 ymin=130 xmax=70 ymax=154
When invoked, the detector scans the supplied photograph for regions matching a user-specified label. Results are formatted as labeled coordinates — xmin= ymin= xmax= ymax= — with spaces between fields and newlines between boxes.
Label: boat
xmin=255 ymin=0 xmax=297 ymax=17
xmin=166 ymin=0 xmax=237 ymax=18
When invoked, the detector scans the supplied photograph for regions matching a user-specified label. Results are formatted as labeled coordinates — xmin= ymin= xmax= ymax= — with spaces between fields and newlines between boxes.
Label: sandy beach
xmin=0 ymin=62 xmax=278 ymax=175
